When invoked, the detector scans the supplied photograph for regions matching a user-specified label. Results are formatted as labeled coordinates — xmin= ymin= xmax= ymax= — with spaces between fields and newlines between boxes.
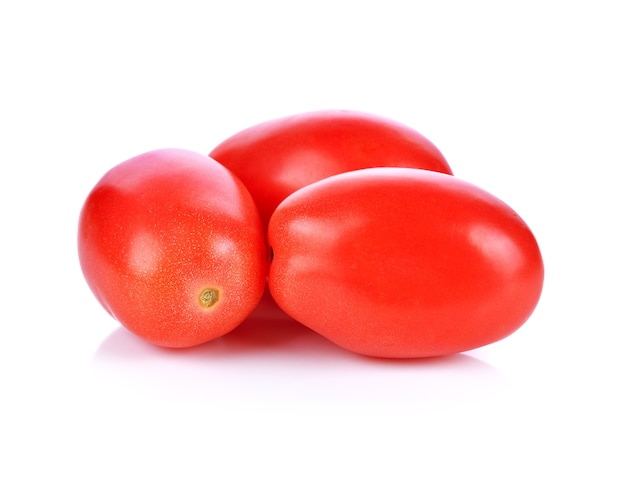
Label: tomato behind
xmin=267 ymin=167 xmax=544 ymax=358
xmin=78 ymin=149 xmax=267 ymax=348
xmin=210 ymin=110 xmax=453 ymax=229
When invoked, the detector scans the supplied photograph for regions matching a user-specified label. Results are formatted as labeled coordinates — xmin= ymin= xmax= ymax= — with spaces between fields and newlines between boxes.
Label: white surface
xmin=2 ymin=1 xmax=624 ymax=483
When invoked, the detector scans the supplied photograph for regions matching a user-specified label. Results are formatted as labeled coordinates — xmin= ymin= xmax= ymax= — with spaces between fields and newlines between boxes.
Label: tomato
xmin=78 ymin=148 xmax=267 ymax=348
xmin=209 ymin=110 xmax=453 ymax=230
xmin=267 ymin=167 xmax=544 ymax=358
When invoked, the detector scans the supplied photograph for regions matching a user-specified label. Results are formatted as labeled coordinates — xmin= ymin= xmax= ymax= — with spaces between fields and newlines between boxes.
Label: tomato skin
xmin=267 ymin=168 xmax=544 ymax=358
xmin=78 ymin=148 xmax=267 ymax=348
xmin=209 ymin=110 xmax=453 ymax=229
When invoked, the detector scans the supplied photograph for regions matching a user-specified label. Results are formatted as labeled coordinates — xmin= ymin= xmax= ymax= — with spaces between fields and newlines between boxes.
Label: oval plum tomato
xmin=267 ymin=167 xmax=544 ymax=358
xmin=78 ymin=148 xmax=267 ymax=348
xmin=209 ymin=110 xmax=453 ymax=230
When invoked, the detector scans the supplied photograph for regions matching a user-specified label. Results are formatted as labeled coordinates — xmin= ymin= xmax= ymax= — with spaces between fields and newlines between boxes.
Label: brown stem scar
xmin=199 ymin=288 xmax=220 ymax=308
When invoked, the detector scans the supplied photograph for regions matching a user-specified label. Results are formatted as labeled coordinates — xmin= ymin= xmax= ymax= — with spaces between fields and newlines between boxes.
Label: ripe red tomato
xmin=267 ymin=167 xmax=544 ymax=358
xmin=78 ymin=148 xmax=267 ymax=348
xmin=209 ymin=110 xmax=453 ymax=229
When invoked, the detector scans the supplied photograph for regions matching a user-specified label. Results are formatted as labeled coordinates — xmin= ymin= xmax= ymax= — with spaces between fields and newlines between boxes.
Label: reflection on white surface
xmin=91 ymin=314 xmax=506 ymax=414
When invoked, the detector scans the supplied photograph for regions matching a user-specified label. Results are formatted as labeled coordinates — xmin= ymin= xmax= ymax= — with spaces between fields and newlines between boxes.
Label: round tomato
xmin=78 ymin=148 xmax=267 ymax=348
xmin=268 ymin=167 xmax=544 ymax=358
xmin=209 ymin=110 xmax=453 ymax=230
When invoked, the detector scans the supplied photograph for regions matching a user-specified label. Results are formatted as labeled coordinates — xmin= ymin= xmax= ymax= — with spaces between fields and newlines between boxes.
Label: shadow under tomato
xmin=91 ymin=307 xmax=507 ymax=412
xmin=92 ymin=312 xmax=498 ymax=371
xmin=92 ymin=314 xmax=344 ymax=362
xmin=92 ymin=283 xmax=501 ymax=377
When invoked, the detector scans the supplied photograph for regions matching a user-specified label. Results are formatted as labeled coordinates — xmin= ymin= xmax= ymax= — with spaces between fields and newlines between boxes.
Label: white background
xmin=2 ymin=1 xmax=625 ymax=483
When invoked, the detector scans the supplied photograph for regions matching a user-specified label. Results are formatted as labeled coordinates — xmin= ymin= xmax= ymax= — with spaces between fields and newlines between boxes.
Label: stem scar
xmin=199 ymin=287 xmax=220 ymax=308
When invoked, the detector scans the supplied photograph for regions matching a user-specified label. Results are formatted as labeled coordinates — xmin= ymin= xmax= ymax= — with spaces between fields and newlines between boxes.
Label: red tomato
xmin=209 ymin=110 xmax=453 ymax=230
xmin=268 ymin=167 xmax=544 ymax=358
xmin=78 ymin=149 xmax=267 ymax=348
